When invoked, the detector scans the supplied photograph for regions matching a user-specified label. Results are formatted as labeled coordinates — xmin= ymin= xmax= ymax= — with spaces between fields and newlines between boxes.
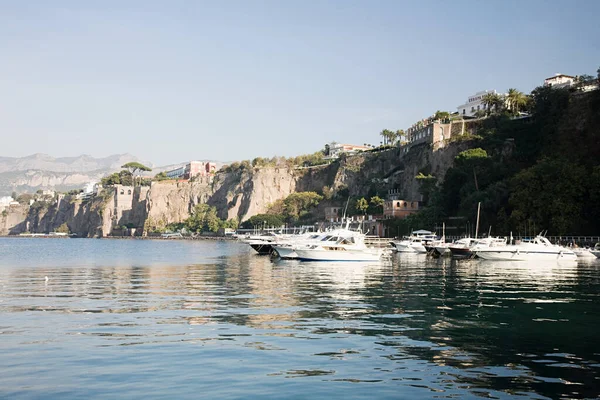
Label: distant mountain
xmin=0 ymin=153 xmax=148 ymax=174
xmin=0 ymin=153 xmax=149 ymax=196
xmin=0 ymin=154 xmax=227 ymax=196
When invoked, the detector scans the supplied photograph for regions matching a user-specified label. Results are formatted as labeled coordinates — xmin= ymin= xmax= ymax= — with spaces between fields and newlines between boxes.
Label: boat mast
xmin=475 ymin=202 xmax=481 ymax=239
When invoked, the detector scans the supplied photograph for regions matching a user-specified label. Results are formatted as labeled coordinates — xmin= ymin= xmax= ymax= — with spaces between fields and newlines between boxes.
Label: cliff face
xmin=3 ymin=195 xmax=112 ymax=237
xmin=210 ymin=167 xmax=299 ymax=220
xmin=6 ymin=141 xmax=467 ymax=236
xmin=0 ymin=205 xmax=29 ymax=235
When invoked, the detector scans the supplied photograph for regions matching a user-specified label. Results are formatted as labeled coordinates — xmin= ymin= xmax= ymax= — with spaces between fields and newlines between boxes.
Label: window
xmin=128 ymin=190 xmax=132 ymax=195
xmin=477 ymin=105 xmax=480 ymax=111
xmin=120 ymin=190 xmax=124 ymax=195
xmin=403 ymin=202 xmax=407 ymax=207
xmin=463 ymin=109 xmax=466 ymax=114
xmin=396 ymin=202 xmax=400 ymax=207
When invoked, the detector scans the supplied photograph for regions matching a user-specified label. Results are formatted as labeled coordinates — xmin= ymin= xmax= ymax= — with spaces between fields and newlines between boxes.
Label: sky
xmin=1 ymin=0 xmax=599 ymax=166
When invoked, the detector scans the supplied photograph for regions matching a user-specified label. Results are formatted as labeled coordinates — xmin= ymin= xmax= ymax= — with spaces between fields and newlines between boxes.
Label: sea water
xmin=1 ymin=238 xmax=599 ymax=399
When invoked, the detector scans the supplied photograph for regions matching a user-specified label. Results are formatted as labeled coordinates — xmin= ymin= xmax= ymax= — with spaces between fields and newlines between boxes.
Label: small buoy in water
xmin=45 ymin=276 xmax=49 ymax=282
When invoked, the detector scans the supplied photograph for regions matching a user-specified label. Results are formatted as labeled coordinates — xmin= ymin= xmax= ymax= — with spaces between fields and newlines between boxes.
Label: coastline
xmin=0 ymin=234 xmax=237 ymax=241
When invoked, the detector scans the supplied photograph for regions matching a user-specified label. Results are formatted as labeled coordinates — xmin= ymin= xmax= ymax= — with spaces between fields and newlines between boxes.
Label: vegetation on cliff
xmin=393 ymin=84 xmax=600 ymax=236
xmin=240 ymin=191 xmax=323 ymax=228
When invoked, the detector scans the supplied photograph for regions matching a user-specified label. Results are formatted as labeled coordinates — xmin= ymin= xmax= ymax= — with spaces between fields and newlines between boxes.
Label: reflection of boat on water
xmin=474 ymin=235 xmax=576 ymax=262
xmin=280 ymin=259 xmax=387 ymax=291
xmin=589 ymin=243 xmax=600 ymax=258
xmin=572 ymin=247 xmax=596 ymax=259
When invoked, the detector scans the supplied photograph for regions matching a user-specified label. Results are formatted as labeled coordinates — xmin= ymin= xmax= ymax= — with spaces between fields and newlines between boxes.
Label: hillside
xmin=0 ymin=153 xmax=148 ymax=196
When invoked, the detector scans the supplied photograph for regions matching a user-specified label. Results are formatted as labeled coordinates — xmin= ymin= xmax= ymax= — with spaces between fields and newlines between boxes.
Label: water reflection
xmin=0 ymin=239 xmax=599 ymax=399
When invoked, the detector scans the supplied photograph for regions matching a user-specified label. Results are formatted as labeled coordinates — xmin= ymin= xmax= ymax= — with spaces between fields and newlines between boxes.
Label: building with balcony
xmin=456 ymin=90 xmax=499 ymax=117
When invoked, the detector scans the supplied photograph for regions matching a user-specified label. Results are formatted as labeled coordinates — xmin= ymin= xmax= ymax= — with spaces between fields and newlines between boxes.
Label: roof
xmin=545 ymin=73 xmax=575 ymax=80
xmin=413 ymin=229 xmax=433 ymax=234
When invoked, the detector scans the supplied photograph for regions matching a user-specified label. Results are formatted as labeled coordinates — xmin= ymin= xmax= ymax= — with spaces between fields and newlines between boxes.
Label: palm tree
xmin=396 ymin=129 xmax=406 ymax=144
xmin=506 ymin=88 xmax=528 ymax=114
xmin=380 ymin=129 xmax=394 ymax=145
xmin=482 ymin=92 xmax=503 ymax=116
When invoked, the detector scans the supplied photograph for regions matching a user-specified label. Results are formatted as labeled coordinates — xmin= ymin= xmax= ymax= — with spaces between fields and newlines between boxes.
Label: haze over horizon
xmin=1 ymin=0 xmax=599 ymax=166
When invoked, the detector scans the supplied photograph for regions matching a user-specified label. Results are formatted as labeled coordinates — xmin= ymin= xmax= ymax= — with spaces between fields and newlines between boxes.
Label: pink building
xmin=184 ymin=161 xmax=217 ymax=179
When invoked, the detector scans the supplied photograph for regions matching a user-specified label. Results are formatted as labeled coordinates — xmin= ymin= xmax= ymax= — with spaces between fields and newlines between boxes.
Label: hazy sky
xmin=1 ymin=0 xmax=599 ymax=166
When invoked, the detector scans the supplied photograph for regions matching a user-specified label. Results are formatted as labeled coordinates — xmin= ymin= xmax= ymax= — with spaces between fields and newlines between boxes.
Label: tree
xmin=241 ymin=214 xmax=285 ymax=229
xmin=122 ymin=162 xmax=152 ymax=186
xmin=369 ymin=196 xmax=384 ymax=214
xmin=396 ymin=129 xmax=406 ymax=144
xmin=154 ymin=172 xmax=169 ymax=181
xmin=101 ymin=170 xmax=133 ymax=186
xmin=482 ymin=92 xmax=504 ymax=115
xmin=433 ymin=110 xmax=450 ymax=121
xmin=506 ymin=88 xmax=528 ymax=114
xmin=282 ymin=192 xmax=323 ymax=222
xmin=356 ymin=197 xmax=369 ymax=215
xmin=221 ymin=217 xmax=239 ymax=230
xmin=185 ymin=204 xmax=221 ymax=233
xmin=380 ymin=129 xmax=395 ymax=145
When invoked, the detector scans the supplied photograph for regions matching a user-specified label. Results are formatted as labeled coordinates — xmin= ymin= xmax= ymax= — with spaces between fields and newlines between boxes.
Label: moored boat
xmin=390 ymin=230 xmax=437 ymax=253
xmin=474 ymin=235 xmax=576 ymax=262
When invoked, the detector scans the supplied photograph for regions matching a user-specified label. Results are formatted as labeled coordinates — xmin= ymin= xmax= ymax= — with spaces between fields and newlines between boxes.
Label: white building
xmin=324 ymin=143 xmax=371 ymax=160
xmin=165 ymin=165 xmax=186 ymax=179
xmin=457 ymin=90 xmax=498 ymax=117
xmin=544 ymin=73 xmax=575 ymax=89
xmin=0 ymin=196 xmax=13 ymax=212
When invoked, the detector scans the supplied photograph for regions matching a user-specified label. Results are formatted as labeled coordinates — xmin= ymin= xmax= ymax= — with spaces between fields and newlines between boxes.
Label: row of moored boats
xmin=390 ymin=230 xmax=600 ymax=262
xmin=240 ymin=223 xmax=388 ymax=262
xmin=240 ymin=226 xmax=600 ymax=263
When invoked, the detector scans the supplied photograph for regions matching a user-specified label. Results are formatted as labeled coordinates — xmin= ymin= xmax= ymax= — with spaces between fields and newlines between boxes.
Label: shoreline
xmin=0 ymin=234 xmax=237 ymax=241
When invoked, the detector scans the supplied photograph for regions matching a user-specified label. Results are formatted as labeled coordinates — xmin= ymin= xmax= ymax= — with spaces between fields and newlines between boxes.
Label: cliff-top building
xmin=165 ymin=161 xmax=216 ymax=180
xmin=456 ymin=90 xmax=499 ymax=117
xmin=544 ymin=73 xmax=575 ymax=89
xmin=324 ymin=143 xmax=371 ymax=160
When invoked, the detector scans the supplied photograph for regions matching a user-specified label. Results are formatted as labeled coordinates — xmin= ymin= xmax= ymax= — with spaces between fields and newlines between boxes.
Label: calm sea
xmin=1 ymin=238 xmax=599 ymax=399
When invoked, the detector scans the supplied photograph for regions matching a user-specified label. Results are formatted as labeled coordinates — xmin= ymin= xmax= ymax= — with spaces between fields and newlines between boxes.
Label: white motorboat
xmin=591 ymin=243 xmax=600 ymax=258
xmin=271 ymin=232 xmax=325 ymax=259
xmin=572 ymin=247 xmax=596 ymax=258
xmin=272 ymin=225 xmax=369 ymax=260
xmin=391 ymin=230 xmax=437 ymax=253
xmin=448 ymin=237 xmax=477 ymax=258
xmin=474 ymin=235 xmax=576 ymax=262
xmin=292 ymin=232 xmax=384 ymax=262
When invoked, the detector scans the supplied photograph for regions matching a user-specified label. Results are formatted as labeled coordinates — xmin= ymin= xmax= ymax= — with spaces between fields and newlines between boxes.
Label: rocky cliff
xmin=4 ymin=141 xmax=466 ymax=236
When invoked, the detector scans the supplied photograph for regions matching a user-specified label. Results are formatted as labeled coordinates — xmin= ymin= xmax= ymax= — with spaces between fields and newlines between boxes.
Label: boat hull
xmin=475 ymin=249 xmax=577 ymax=262
xmin=294 ymin=248 xmax=382 ymax=262
xmin=249 ymin=243 xmax=274 ymax=255
xmin=272 ymin=245 xmax=298 ymax=259
xmin=449 ymin=247 xmax=473 ymax=258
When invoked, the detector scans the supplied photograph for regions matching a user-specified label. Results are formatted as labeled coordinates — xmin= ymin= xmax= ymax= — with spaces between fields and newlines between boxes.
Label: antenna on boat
xmin=342 ymin=197 xmax=351 ymax=221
